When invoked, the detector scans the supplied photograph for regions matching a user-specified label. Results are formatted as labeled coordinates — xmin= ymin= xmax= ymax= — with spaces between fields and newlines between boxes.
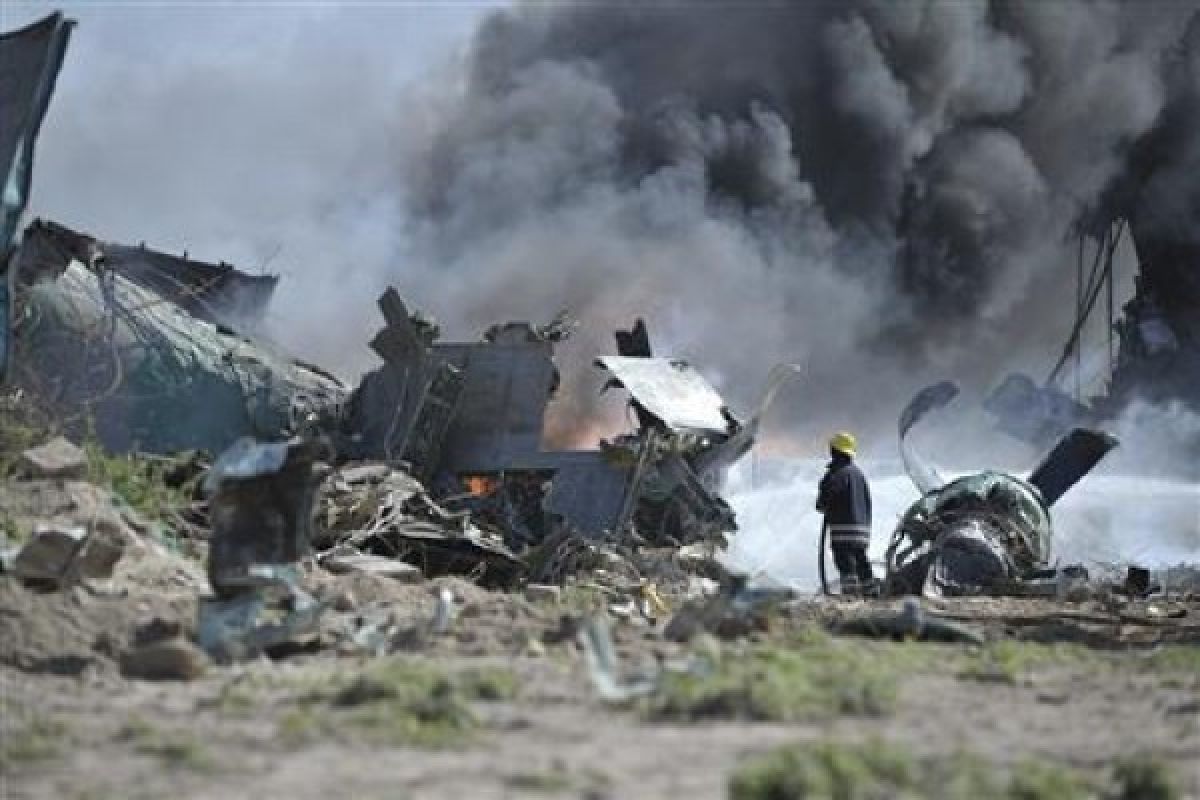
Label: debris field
xmin=2 ymin=9 xmax=1199 ymax=800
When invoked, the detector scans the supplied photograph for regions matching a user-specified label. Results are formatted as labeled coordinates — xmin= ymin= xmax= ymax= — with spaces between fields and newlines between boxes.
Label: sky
xmin=4 ymin=0 xmax=504 ymax=371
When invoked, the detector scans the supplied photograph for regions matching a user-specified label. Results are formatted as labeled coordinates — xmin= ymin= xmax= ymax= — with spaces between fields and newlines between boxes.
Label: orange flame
xmin=462 ymin=474 xmax=501 ymax=497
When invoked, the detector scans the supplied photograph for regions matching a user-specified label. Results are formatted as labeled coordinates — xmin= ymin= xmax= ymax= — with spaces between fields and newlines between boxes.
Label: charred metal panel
xmin=1 ymin=13 xmax=72 ymax=254
xmin=1 ymin=13 xmax=72 ymax=380
xmin=433 ymin=333 xmax=557 ymax=473
xmin=596 ymin=356 xmax=732 ymax=434
xmin=541 ymin=451 xmax=633 ymax=538
xmin=206 ymin=436 xmax=331 ymax=597
xmin=399 ymin=361 xmax=464 ymax=482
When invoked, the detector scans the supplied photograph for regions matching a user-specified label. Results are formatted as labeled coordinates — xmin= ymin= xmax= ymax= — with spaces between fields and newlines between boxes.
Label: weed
xmin=650 ymin=634 xmax=903 ymax=722
xmin=1007 ymin=759 xmax=1090 ymax=800
xmin=212 ymin=680 xmax=259 ymax=717
xmin=0 ymin=715 xmax=66 ymax=769
xmin=277 ymin=708 xmax=323 ymax=747
xmin=85 ymin=442 xmax=189 ymax=526
xmin=118 ymin=716 xmax=215 ymax=772
xmin=729 ymin=742 xmax=1094 ymax=800
xmin=0 ymin=391 xmax=56 ymax=476
xmin=507 ymin=768 xmax=573 ymax=792
xmin=291 ymin=658 xmax=519 ymax=748
xmin=1110 ymin=754 xmax=1180 ymax=800
xmin=1137 ymin=646 xmax=1200 ymax=677
xmin=729 ymin=741 xmax=924 ymax=800
xmin=456 ymin=666 xmax=519 ymax=701
xmin=560 ymin=585 xmax=605 ymax=614
xmin=0 ymin=513 xmax=25 ymax=544
xmin=959 ymin=641 xmax=1093 ymax=685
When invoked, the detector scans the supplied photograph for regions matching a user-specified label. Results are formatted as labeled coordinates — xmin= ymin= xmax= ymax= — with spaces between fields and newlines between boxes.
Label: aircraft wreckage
xmin=2 ymin=11 xmax=810 ymax=602
xmin=884 ymin=381 xmax=1119 ymax=598
xmin=6 ymin=217 xmax=796 ymax=552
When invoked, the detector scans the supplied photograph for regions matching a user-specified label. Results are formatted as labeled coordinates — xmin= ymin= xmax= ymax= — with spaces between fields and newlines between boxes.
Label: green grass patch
xmin=277 ymin=708 xmax=322 ymax=747
xmin=1135 ymin=646 xmax=1200 ymax=677
xmin=506 ymin=768 xmax=574 ymax=792
xmin=285 ymin=658 xmax=519 ymax=749
xmin=957 ymin=641 xmax=1199 ymax=686
xmin=1110 ymin=754 xmax=1181 ymax=800
xmin=729 ymin=742 xmax=1094 ymax=800
xmin=85 ymin=443 xmax=190 ymax=528
xmin=0 ymin=392 xmax=57 ymax=477
xmin=1007 ymin=759 xmax=1091 ymax=800
xmin=0 ymin=715 xmax=67 ymax=769
xmin=0 ymin=513 xmax=27 ymax=544
xmin=650 ymin=629 xmax=920 ymax=722
xmin=959 ymin=641 xmax=1096 ymax=685
xmin=118 ymin=717 xmax=215 ymax=772
xmin=559 ymin=584 xmax=606 ymax=614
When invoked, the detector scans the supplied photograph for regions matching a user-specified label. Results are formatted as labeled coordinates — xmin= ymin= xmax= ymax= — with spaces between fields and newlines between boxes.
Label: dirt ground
xmin=3 ymin=568 xmax=1198 ymax=800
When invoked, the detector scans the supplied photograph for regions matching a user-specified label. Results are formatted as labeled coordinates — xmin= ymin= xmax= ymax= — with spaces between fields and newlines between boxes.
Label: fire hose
xmin=818 ymin=520 xmax=831 ymax=595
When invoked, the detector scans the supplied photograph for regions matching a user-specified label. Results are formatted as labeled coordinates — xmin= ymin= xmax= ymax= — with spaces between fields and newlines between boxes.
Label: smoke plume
xmin=393 ymin=0 xmax=1200 ymax=454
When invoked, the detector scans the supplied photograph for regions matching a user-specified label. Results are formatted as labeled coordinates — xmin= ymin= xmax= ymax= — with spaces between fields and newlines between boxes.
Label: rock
xmin=120 ymin=637 xmax=209 ymax=681
xmin=12 ymin=525 xmax=86 ymax=587
xmin=18 ymin=436 xmax=87 ymax=480
xmin=322 ymin=548 xmax=424 ymax=583
xmin=12 ymin=522 xmax=127 ymax=589
xmin=524 ymin=583 xmax=562 ymax=603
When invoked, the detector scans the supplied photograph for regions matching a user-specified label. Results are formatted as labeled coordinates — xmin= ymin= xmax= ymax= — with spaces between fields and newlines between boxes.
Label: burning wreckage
xmin=6 ymin=224 xmax=790 ymax=584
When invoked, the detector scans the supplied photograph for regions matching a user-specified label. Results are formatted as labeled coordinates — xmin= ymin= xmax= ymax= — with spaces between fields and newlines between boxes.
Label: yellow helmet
xmin=829 ymin=431 xmax=857 ymax=457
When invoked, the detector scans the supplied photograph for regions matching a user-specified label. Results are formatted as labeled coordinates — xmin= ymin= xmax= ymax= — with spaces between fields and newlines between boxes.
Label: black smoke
xmin=393 ymin=0 xmax=1200 ymax=450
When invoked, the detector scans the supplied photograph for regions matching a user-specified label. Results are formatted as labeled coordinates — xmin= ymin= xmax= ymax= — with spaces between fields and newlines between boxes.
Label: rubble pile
xmin=314 ymin=462 xmax=522 ymax=588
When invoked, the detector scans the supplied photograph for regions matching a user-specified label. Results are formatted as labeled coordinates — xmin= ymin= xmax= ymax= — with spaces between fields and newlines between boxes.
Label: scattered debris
xmin=205 ymin=436 xmax=330 ymax=596
xmin=429 ymin=586 xmax=458 ymax=636
xmin=833 ymin=597 xmax=986 ymax=644
xmin=523 ymin=583 xmax=561 ymax=603
xmin=315 ymin=461 xmax=523 ymax=588
xmin=577 ymin=615 xmax=660 ymax=704
xmin=195 ymin=567 xmax=327 ymax=663
xmin=320 ymin=545 xmax=424 ymax=583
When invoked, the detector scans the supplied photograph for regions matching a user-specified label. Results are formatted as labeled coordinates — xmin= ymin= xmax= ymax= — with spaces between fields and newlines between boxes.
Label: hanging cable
xmin=1047 ymin=221 xmax=1125 ymax=389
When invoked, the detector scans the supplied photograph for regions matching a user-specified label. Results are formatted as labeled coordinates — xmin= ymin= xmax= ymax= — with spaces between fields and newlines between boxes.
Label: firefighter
xmin=816 ymin=431 xmax=876 ymax=596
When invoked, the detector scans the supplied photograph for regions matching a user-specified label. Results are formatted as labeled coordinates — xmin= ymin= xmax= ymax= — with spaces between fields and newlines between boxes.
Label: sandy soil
xmin=3 ymin=572 xmax=1198 ymax=800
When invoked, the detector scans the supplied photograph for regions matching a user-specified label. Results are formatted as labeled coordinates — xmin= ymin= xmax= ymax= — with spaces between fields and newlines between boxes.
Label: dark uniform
xmin=816 ymin=453 xmax=875 ymax=595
